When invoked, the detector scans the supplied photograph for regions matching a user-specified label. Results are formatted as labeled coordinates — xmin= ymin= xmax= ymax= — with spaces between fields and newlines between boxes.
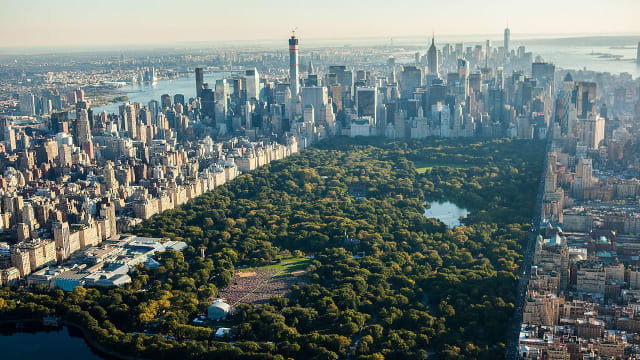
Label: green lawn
xmin=412 ymin=161 xmax=474 ymax=174
xmin=238 ymin=256 xmax=311 ymax=276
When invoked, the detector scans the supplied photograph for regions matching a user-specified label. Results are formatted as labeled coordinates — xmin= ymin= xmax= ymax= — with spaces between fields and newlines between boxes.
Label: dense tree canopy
xmin=0 ymin=137 xmax=543 ymax=359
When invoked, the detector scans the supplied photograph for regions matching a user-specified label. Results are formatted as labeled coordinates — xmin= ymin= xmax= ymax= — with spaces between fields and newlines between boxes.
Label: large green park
xmin=0 ymin=137 xmax=543 ymax=359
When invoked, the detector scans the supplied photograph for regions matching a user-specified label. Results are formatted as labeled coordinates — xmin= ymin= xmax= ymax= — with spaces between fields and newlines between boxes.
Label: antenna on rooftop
xmin=292 ymin=27 xmax=298 ymax=37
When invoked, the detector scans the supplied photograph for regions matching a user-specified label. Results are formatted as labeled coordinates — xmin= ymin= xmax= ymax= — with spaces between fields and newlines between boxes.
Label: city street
xmin=506 ymin=137 xmax=551 ymax=359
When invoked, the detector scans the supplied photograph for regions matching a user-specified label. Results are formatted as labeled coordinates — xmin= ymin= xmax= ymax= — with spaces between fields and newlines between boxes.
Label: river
xmin=94 ymin=71 xmax=226 ymax=114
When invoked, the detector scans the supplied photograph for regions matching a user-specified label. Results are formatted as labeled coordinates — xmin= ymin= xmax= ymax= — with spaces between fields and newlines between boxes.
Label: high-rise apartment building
xmin=289 ymin=34 xmax=299 ymax=97
xmin=124 ymin=104 xmax=137 ymax=139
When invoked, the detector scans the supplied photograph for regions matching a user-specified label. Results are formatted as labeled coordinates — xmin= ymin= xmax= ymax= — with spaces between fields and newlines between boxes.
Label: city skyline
xmin=1 ymin=0 xmax=639 ymax=48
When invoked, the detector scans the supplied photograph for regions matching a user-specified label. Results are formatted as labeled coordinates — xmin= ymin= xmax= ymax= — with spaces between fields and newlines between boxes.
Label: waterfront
xmin=423 ymin=200 xmax=469 ymax=228
xmin=391 ymin=35 xmax=640 ymax=78
xmin=91 ymin=36 xmax=640 ymax=118
xmin=94 ymin=71 xmax=226 ymax=114
xmin=526 ymin=43 xmax=639 ymax=78
xmin=0 ymin=325 xmax=107 ymax=360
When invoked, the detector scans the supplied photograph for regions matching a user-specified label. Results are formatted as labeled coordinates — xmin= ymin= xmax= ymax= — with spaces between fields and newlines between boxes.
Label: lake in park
xmin=423 ymin=200 xmax=469 ymax=228
xmin=0 ymin=324 xmax=108 ymax=360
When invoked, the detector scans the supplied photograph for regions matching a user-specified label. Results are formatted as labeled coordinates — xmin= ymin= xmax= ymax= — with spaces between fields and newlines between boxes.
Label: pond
xmin=423 ymin=200 xmax=469 ymax=228
xmin=0 ymin=324 xmax=108 ymax=360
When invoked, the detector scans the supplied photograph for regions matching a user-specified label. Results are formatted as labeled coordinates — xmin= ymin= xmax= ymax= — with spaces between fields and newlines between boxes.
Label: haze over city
xmin=1 ymin=0 xmax=640 ymax=48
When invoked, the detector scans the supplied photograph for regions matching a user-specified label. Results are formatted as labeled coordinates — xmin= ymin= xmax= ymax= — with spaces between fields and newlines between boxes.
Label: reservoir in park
xmin=423 ymin=200 xmax=469 ymax=228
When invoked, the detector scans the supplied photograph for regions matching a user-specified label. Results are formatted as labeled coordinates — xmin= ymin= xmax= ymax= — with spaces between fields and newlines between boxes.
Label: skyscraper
xmin=485 ymin=40 xmax=491 ymax=66
xmin=289 ymin=33 xmax=300 ymax=97
xmin=124 ymin=104 xmax=137 ymax=139
xmin=581 ymin=115 xmax=605 ymax=150
xmin=532 ymin=62 xmax=556 ymax=94
xmin=215 ymin=79 xmax=228 ymax=121
xmin=427 ymin=35 xmax=438 ymax=75
xmin=201 ymin=87 xmax=216 ymax=121
xmin=575 ymin=82 xmax=597 ymax=119
xmin=75 ymin=88 xmax=85 ymax=102
xmin=400 ymin=65 xmax=422 ymax=99
xmin=245 ymin=68 xmax=260 ymax=100
xmin=301 ymin=86 xmax=328 ymax=124
xmin=74 ymin=108 xmax=92 ymax=146
xmin=457 ymin=59 xmax=470 ymax=98
xmin=308 ymin=59 xmax=315 ymax=75
xmin=356 ymin=87 xmax=377 ymax=124
xmin=148 ymin=100 xmax=159 ymax=120
xmin=3 ymin=125 xmax=16 ymax=152
xmin=504 ymin=27 xmax=510 ymax=55
xmin=51 ymin=111 xmax=69 ymax=134
xmin=161 ymin=94 xmax=172 ymax=109
xmin=195 ymin=67 xmax=204 ymax=98
xmin=329 ymin=65 xmax=354 ymax=105
xmin=173 ymin=94 xmax=185 ymax=106
xmin=559 ymin=73 xmax=576 ymax=135
xmin=19 ymin=93 xmax=35 ymax=116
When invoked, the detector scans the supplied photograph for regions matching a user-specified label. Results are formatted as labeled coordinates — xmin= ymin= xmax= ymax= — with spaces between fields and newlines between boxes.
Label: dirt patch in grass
xmin=237 ymin=271 xmax=256 ymax=278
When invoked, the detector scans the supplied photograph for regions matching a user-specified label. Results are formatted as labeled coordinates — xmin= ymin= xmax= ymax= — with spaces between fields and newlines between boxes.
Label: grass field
xmin=238 ymin=256 xmax=310 ymax=276
xmin=412 ymin=161 xmax=474 ymax=174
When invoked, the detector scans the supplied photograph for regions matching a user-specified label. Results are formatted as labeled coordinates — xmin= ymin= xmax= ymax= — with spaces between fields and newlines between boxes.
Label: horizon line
xmin=1 ymin=31 xmax=639 ymax=54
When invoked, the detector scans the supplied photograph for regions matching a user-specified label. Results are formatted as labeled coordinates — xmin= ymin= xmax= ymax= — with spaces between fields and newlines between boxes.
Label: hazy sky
xmin=1 ymin=0 xmax=639 ymax=48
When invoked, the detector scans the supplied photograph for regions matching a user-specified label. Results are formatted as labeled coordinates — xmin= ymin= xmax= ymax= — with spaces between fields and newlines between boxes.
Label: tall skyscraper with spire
xmin=504 ymin=26 xmax=511 ymax=55
xmin=427 ymin=35 xmax=438 ymax=75
xmin=308 ymin=59 xmax=315 ymax=75
xmin=289 ymin=32 xmax=299 ymax=97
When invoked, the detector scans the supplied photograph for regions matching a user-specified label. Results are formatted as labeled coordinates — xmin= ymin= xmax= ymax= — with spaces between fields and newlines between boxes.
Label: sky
xmin=1 ymin=0 xmax=639 ymax=48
